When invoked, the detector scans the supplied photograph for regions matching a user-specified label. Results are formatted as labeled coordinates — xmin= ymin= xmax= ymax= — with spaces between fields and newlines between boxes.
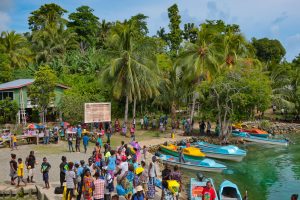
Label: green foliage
xmin=28 ymin=66 xmax=57 ymax=113
xmin=167 ymin=4 xmax=182 ymax=56
xmin=0 ymin=98 xmax=19 ymax=124
xmin=68 ymin=6 xmax=100 ymax=49
xmin=183 ymin=23 xmax=198 ymax=43
xmin=252 ymin=37 xmax=286 ymax=64
xmin=28 ymin=3 xmax=67 ymax=31
xmin=0 ymin=53 xmax=12 ymax=83
xmin=0 ymin=31 xmax=32 ymax=69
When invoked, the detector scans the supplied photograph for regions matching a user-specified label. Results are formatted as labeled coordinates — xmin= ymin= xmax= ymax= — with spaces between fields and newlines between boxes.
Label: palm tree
xmin=176 ymin=23 xmax=219 ymax=121
xmin=32 ymin=25 xmax=78 ymax=64
xmin=102 ymin=20 xmax=160 ymax=123
xmin=0 ymin=31 xmax=32 ymax=69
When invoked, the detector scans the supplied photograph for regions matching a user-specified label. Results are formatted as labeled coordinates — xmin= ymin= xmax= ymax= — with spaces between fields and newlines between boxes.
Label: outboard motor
xmin=197 ymin=172 xmax=205 ymax=181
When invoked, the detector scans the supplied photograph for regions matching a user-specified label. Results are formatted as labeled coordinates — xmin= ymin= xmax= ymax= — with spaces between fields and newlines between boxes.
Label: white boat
xmin=194 ymin=142 xmax=247 ymax=162
xmin=232 ymin=131 xmax=288 ymax=146
xmin=159 ymin=154 xmax=227 ymax=173
xmin=190 ymin=176 xmax=219 ymax=200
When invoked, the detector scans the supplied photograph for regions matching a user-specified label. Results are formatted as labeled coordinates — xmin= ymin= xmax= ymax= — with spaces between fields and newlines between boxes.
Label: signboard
xmin=84 ymin=103 xmax=111 ymax=123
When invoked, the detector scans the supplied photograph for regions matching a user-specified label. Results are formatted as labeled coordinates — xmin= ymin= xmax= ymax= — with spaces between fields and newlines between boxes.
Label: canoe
xmin=194 ymin=142 xmax=246 ymax=162
xmin=190 ymin=177 xmax=219 ymax=200
xmin=219 ymin=180 xmax=242 ymax=200
xmin=159 ymin=154 xmax=227 ymax=173
xmin=160 ymin=144 xmax=205 ymax=160
xmin=242 ymin=128 xmax=269 ymax=138
xmin=232 ymin=131 xmax=288 ymax=146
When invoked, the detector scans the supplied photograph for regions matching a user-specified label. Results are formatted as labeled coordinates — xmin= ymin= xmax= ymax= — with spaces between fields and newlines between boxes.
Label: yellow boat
xmin=160 ymin=144 xmax=205 ymax=160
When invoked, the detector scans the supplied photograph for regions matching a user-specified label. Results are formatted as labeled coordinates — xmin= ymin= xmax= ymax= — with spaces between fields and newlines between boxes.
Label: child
xmin=10 ymin=154 xmax=18 ymax=185
xmin=41 ymin=157 xmax=51 ymax=189
xmin=11 ymin=134 xmax=17 ymax=151
xmin=130 ymin=126 xmax=135 ymax=142
xmin=17 ymin=158 xmax=26 ymax=186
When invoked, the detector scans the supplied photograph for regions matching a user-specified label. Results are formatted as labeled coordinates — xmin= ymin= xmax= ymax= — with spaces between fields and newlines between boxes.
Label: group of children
xmin=9 ymin=151 xmax=51 ymax=189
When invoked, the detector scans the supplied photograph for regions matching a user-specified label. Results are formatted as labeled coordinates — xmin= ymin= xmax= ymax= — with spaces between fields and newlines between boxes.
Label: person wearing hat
xmin=131 ymin=185 xmax=145 ymax=200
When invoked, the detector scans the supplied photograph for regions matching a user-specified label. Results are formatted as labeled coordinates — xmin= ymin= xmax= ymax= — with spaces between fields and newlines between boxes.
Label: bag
xmin=54 ymin=186 xmax=64 ymax=194
xmin=147 ymin=183 xmax=155 ymax=199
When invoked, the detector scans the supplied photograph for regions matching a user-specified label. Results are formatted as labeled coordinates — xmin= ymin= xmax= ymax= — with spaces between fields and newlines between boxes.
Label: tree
xmin=102 ymin=20 xmax=160 ymax=122
xmin=32 ymin=25 xmax=78 ymax=64
xmin=0 ymin=53 xmax=12 ymax=83
xmin=28 ymin=3 xmax=67 ymax=31
xmin=176 ymin=22 xmax=219 ymax=121
xmin=167 ymin=4 xmax=182 ymax=56
xmin=0 ymin=31 xmax=32 ymax=69
xmin=0 ymin=98 xmax=19 ymax=124
xmin=67 ymin=6 xmax=100 ymax=50
xmin=252 ymin=37 xmax=286 ymax=65
xmin=28 ymin=66 xmax=57 ymax=123
xmin=198 ymin=67 xmax=271 ymax=136
xmin=183 ymin=23 xmax=198 ymax=43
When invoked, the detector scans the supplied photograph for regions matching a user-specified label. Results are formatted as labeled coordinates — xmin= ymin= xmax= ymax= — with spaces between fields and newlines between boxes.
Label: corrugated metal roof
xmin=0 ymin=79 xmax=69 ymax=91
xmin=0 ymin=79 xmax=34 ymax=91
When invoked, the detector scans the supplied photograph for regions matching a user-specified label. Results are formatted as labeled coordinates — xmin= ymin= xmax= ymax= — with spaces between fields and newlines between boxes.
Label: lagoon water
xmin=183 ymin=133 xmax=300 ymax=200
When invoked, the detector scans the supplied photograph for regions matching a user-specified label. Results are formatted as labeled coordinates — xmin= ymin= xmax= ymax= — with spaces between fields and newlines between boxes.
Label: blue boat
xmin=232 ymin=131 xmax=288 ymax=146
xmin=159 ymin=154 xmax=227 ymax=173
xmin=219 ymin=180 xmax=242 ymax=200
xmin=194 ymin=142 xmax=247 ymax=162
xmin=190 ymin=176 xmax=219 ymax=200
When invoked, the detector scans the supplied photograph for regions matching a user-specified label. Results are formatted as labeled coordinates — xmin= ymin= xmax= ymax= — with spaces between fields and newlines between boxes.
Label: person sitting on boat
xmin=202 ymin=181 xmax=216 ymax=200
xmin=291 ymin=194 xmax=299 ymax=200
xmin=178 ymin=148 xmax=185 ymax=163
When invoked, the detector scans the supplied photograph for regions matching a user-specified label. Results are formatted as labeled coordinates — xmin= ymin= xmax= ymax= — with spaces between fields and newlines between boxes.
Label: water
xmin=182 ymin=133 xmax=300 ymax=200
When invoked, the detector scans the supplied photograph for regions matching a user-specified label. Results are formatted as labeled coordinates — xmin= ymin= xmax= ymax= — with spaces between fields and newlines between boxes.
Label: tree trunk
xmin=124 ymin=95 xmax=129 ymax=124
xmin=171 ymin=101 xmax=177 ymax=121
xmin=133 ymin=97 xmax=137 ymax=118
xmin=190 ymin=91 xmax=197 ymax=121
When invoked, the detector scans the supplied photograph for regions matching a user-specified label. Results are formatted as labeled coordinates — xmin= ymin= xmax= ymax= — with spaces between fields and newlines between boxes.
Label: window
xmin=0 ymin=91 xmax=14 ymax=100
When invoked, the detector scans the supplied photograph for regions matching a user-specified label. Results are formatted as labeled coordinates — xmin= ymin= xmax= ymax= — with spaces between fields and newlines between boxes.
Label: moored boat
xmin=242 ymin=128 xmax=269 ymax=138
xmin=219 ymin=180 xmax=242 ymax=200
xmin=232 ymin=131 xmax=288 ymax=146
xmin=190 ymin=176 xmax=219 ymax=200
xmin=160 ymin=144 xmax=205 ymax=160
xmin=159 ymin=154 xmax=227 ymax=173
xmin=194 ymin=142 xmax=246 ymax=162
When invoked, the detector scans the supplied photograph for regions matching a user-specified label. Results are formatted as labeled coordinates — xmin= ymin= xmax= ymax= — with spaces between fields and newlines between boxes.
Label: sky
xmin=1 ymin=0 xmax=300 ymax=61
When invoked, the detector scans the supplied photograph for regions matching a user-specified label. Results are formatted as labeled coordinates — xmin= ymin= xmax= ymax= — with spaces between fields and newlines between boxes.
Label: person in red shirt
xmin=202 ymin=181 xmax=216 ymax=200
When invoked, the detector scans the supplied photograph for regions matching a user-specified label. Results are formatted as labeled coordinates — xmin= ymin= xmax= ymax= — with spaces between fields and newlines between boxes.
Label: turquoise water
xmin=182 ymin=133 xmax=300 ymax=200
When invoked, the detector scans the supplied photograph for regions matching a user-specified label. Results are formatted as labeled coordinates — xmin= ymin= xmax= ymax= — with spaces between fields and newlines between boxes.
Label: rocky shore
xmin=244 ymin=121 xmax=300 ymax=134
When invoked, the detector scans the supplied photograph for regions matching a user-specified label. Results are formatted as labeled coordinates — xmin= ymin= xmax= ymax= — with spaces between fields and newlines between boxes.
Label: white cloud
xmin=0 ymin=11 xmax=11 ymax=32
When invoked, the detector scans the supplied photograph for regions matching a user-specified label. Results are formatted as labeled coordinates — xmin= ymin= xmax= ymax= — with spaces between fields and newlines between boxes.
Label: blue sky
xmin=1 ymin=0 xmax=300 ymax=61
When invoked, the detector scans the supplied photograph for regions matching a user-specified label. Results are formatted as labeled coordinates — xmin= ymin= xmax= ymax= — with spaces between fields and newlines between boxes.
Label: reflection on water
xmin=182 ymin=133 xmax=300 ymax=200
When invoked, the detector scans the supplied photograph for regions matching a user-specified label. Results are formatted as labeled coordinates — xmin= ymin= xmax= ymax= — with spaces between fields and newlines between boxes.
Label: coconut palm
xmin=32 ymin=25 xmax=78 ymax=64
xmin=176 ymin=23 xmax=219 ymax=121
xmin=102 ymin=20 xmax=160 ymax=122
xmin=0 ymin=31 xmax=32 ymax=69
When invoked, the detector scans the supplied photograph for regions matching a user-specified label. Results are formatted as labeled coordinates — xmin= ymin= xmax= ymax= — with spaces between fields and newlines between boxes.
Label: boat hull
xmin=201 ymin=152 xmax=244 ymax=162
xmin=249 ymin=133 xmax=269 ymax=138
xmin=232 ymin=132 xmax=288 ymax=146
xmin=219 ymin=180 xmax=242 ymax=200
xmin=160 ymin=156 xmax=226 ymax=173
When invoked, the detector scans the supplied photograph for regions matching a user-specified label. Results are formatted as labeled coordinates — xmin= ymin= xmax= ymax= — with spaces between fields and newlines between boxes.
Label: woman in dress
xmin=82 ymin=171 xmax=94 ymax=200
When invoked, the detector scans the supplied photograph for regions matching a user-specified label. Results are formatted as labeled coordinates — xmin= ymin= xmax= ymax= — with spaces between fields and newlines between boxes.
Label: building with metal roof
xmin=0 ymin=79 xmax=69 ymax=124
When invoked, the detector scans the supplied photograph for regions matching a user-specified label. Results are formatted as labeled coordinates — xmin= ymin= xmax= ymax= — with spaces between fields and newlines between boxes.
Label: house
xmin=0 ymin=79 xmax=69 ymax=124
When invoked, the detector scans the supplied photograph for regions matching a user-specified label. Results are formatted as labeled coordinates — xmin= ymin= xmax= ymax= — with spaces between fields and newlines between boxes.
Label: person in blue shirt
xmin=82 ymin=134 xmax=89 ymax=154
xmin=77 ymin=125 xmax=82 ymax=138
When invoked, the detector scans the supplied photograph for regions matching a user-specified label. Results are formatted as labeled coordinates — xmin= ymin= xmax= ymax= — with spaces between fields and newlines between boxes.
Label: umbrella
xmin=28 ymin=124 xmax=36 ymax=129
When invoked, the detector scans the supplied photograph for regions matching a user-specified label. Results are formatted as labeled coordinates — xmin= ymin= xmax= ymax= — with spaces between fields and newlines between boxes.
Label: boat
xmin=159 ymin=154 xmax=226 ymax=173
xmin=160 ymin=144 xmax=205 ymax=160
xmin=194 ymin=142 xmax=246 ymax=162
xmin=190 ymin=175 xmax=219 ymax=200
xmin=219 ymin=180 xmax=242 ymax=200
xmin=242 ymin=128 xmax=269 ymax=138
xmin=232 ymin=131 xmax=288 ymax=146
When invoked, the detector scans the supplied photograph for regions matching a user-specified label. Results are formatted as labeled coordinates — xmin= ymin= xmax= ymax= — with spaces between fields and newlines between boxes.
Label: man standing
xmin=202 ymin=181 xmax=216 ymax=200
xmin=59 ymin=156 xmax=67 ymax=188
xmin=26 ymin=151 xmax=36 ymax=183
xmin=82 ymin=134 xmax=90 ymax=154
